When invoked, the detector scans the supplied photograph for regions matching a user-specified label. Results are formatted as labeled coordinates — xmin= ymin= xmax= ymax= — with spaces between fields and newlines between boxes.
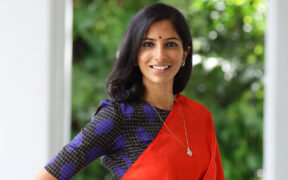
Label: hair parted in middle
xmin=106 ymin=3 xmax=193 ymax=102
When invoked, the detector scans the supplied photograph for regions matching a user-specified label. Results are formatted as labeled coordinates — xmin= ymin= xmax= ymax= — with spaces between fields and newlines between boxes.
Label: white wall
xmin=0 ymin=0 xmax=72 ymax=179
xmin=264 ymin=0 xmax=288 ymax=179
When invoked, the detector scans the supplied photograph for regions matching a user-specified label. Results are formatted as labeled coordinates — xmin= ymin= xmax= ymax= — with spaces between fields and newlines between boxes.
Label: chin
xmin=145 ymin=78 xmax=173 ymax=86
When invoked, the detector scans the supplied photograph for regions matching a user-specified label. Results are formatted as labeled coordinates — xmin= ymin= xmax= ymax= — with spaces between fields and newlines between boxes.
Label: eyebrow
xmin=142 ymin=37 xmax=180 ymax=41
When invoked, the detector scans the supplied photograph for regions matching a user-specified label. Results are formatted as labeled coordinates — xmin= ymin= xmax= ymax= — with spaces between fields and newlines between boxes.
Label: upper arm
xmin=44 ymin=100 xmax=123 ymax=179
xmin=216 ymin=140 xmax=225 ymax=180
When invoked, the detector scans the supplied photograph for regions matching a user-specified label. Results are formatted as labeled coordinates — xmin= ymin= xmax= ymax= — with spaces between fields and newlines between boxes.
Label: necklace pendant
xmin=187 ymin=147 xmax=193 ymax=157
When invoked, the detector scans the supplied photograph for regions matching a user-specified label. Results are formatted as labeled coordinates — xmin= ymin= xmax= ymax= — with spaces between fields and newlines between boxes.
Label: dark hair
xmin=106 ymin=3 xmax=193 ymax=102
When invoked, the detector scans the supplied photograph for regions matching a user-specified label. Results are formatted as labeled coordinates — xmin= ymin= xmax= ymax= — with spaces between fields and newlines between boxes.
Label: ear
xmin=182 ymin=46 xmax=191 ymax=64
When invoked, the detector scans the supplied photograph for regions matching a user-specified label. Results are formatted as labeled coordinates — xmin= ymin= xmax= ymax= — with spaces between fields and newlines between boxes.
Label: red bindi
xmin=158 ymin=36 xmax=162 ymax=39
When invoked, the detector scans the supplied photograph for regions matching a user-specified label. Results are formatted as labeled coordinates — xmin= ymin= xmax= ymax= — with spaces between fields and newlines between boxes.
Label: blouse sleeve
xmin=44 ymin=100 xmax=123 ymax=180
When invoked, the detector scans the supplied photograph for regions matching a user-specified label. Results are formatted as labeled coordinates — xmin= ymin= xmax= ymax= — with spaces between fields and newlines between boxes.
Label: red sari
xmin=122 ymin=94 xmax=225 ymax=180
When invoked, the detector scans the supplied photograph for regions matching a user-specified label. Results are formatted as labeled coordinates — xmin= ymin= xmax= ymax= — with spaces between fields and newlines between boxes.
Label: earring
xmin=182 ymin=61 xmax=185 ymax=67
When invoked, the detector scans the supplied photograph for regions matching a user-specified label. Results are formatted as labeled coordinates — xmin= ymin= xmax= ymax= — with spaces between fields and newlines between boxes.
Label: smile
xmin=150 ymin=65 xmax=170 ymax=70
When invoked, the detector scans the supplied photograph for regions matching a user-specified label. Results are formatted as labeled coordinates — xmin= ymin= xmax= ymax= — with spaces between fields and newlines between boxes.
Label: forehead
xmin=144 ymin=20 xmax=180 ymax=38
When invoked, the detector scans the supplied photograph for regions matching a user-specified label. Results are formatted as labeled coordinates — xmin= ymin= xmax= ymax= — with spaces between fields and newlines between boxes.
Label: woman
xmin=34 ymin=3 xmax=225 ymax=180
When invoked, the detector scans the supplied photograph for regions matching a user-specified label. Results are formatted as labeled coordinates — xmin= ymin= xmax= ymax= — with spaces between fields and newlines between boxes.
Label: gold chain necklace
xmin=152 ymin=102 xmax=192 ymax=157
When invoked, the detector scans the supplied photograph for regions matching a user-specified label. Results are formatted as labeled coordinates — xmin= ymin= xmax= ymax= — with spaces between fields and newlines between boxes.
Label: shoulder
xmin=93 ymin=99 xmax=144 ymax=121
xmin=179 ymin=94 xmax=214 ymax=127
xmin=179 ymin=94 xmax=216 ymax=134
xmin=93 ymin=99 xmax=119 ymax=115
xmin=178 ymin=94 xmax=212 ymax=116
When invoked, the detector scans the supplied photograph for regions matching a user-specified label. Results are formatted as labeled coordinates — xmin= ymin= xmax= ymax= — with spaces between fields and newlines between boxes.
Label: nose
xmin=153 ymin=44 xmax=166 ymax=61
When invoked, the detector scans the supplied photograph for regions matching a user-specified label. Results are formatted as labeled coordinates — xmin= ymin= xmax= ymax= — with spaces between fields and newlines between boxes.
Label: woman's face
xmin=137 ymin=20 xmax=190 ymax=89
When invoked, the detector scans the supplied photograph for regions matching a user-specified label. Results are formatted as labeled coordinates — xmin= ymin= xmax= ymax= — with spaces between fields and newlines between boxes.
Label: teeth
xmin=152 ymin=66 xmax=169 ymax=70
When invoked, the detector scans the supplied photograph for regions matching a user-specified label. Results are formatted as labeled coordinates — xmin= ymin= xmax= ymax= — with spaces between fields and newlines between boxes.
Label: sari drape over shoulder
xmin=122 ymin=94 xmax=225 ymax=180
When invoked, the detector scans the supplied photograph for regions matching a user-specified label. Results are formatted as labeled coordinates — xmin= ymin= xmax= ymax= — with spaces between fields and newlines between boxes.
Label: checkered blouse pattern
xmin=45 ymin=99 xmax=170 ymax=180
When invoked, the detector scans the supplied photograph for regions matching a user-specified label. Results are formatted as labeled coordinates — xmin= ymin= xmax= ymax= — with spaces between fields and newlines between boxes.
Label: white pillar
xmin=264 ymin=0 xmax=288 ymax=179
xmin=0 ymin=0 xmax=72 ymax=179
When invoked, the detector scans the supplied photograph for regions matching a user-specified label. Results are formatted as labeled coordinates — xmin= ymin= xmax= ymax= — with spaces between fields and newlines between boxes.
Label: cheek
xmin=137 ymin=57 xmax=144 ymax=67
xmin=137 ymin=56 xmax=147 ymax=71
xmin=137 ymin=52 xmax=150 ymax=65
xmin=167 ymin=49 xmax=184 ymax=60
xmin=170 ymin=54 xmax=183 ymax=64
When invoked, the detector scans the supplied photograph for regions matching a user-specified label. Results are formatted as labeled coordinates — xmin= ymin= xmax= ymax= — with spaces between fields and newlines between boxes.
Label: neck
xmin=142 ymin=81 xmax=175 ymax=110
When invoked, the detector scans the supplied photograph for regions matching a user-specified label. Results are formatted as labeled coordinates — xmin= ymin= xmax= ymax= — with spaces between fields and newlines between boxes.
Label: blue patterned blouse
xmin=45 ymin=99 xmax=170 ymax=180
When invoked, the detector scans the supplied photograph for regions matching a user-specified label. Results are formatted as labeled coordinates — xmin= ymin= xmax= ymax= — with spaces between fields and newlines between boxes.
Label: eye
xmin=167 ymin=42 xmax=178 ymax=47
xmin=142 ymin=42 xmax=153 ymax=47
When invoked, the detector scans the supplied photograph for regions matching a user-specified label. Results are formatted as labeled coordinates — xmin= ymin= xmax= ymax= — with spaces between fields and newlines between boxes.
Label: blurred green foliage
xmin=71 ymin=0 xmax=266 ymax=179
